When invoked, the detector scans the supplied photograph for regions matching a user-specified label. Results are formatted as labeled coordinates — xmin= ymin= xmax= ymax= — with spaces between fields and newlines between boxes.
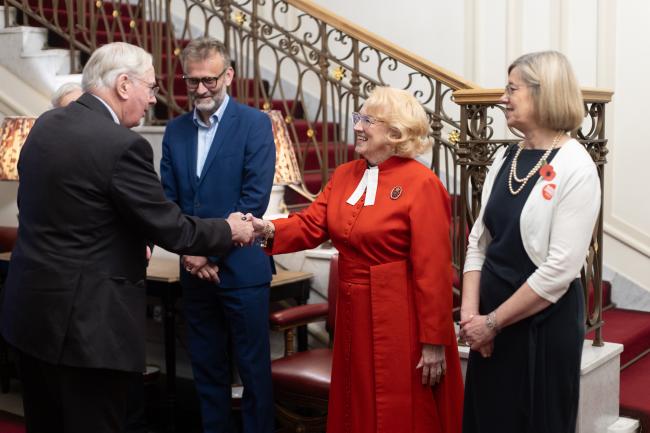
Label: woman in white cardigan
xmin=460 ymin=51 xmax=600 ymax=433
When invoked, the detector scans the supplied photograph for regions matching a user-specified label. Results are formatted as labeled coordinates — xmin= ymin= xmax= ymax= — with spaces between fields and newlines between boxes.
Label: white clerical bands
xmin=346 ymin=166 xmax=378 ymax=206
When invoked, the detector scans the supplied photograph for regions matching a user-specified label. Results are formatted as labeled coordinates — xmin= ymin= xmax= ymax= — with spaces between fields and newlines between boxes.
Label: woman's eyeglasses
xmin=352 ymin=112 xmax=383 ymax=126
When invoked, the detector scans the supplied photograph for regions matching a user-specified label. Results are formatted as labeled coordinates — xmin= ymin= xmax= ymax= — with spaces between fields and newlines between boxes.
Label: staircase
xmin=3 ymin=0 xmax=646 ymax=431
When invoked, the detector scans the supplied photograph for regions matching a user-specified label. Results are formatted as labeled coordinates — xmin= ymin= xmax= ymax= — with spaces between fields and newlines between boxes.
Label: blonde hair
xmin=508 ymin=51 xmax=584 ymax=131
xmin=82 ymin=42 xmax=153 ymax=92
xmin=363 ymin=86 xmax=432 ymax=158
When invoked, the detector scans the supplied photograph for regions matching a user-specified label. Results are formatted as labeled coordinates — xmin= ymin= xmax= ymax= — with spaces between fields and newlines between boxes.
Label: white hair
xmin=82 ymin=42 xmax=153 ymax=92
xmin=51 ymin=82 xmax=82 ymax=107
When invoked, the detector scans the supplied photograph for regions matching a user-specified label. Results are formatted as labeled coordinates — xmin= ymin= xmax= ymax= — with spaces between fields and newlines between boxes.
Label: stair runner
xmin=12 ymin=2 xmax=650 ymax=429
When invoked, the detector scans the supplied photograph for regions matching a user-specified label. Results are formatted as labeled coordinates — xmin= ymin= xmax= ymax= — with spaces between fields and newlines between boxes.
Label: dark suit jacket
xmin=160 ymin=99 xmax=275 ymax=289
xmin=0 ymin=93 xmax=233 ymax=372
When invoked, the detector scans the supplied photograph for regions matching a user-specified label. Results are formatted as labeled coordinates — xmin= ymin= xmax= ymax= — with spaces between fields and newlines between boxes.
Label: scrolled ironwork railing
xmin=2 ymin=0 xmax=612 ymax=341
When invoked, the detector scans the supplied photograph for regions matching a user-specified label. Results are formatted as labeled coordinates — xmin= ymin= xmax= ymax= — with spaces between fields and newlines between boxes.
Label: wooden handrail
xmin=286 ymin=0 xmax=479 ymax=92
xmin=452 ymin=87 xmax=614 ymax=104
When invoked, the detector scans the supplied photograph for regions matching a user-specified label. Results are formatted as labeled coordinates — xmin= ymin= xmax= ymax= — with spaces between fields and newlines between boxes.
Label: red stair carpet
xmin=0 ymin=410 xmax=24 ymax=433
xmin=619 ymin=352 xmax=650 ymax=431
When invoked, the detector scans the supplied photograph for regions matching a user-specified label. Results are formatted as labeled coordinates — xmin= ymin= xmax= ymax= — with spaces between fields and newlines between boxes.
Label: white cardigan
xmin=463 ymin=139 xmax=601 ymax=303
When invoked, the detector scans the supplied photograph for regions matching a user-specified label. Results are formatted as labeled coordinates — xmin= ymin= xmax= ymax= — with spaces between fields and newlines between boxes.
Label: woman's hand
xmin=460 ymin=315 xmax=497 ymax=352
xmin=416 ymin=344 xmax=446 ymax=386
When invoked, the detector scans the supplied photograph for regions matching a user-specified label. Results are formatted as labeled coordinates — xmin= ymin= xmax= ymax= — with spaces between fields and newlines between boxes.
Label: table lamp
xmin=0 ymin=116 xmax=36 ymax=181
xmin=264 ymin=110 xmax=303 ymax=218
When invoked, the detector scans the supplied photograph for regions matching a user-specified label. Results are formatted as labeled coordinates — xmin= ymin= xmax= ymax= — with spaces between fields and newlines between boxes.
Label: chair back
xmin=326 ymin=253 xmax=339 ymax=340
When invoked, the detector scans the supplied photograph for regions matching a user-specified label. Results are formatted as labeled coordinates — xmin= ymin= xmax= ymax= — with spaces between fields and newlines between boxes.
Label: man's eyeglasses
xmin=130 ymin=76 xmax=160 ymax=97
xmin=352 ymin=112 xmax=383 ymax=126
xmin=183 ymin=68 xmax=228 ymax=90
xmin=129 ymin=77 xmax=160 ymax=96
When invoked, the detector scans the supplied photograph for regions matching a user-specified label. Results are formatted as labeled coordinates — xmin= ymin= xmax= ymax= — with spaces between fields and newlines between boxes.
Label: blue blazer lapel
xmin=197 ymin=101 xmax=238 ymax=186
xmin=185 ymin=118 xmax=199 ymax=191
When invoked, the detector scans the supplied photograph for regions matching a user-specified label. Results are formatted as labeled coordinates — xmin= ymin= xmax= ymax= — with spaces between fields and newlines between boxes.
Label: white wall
xmin=309 ymin=0 xmax=650 ymax=291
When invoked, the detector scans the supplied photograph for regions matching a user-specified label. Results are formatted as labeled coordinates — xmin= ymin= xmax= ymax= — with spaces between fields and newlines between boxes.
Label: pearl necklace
xmin=508 ymin=132 xmax=563 ymax=195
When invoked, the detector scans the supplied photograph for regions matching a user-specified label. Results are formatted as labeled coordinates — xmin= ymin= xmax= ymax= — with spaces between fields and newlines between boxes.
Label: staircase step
xmin=620 ymin=351 xmax=650 ymax=432
xmin=27 ymin=0 xmax=135 ymax=15
xmin=298 ymin=142 xmax=355 ymax=171
xmin=585 ymin=308 xmax=650 ymax=366
xmin=291 ymin=120 xmax=337 ymax=143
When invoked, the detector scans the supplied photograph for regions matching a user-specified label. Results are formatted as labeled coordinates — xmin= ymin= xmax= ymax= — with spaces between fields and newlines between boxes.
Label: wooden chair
xmin=269 ymin=254 xmax=338 ymax=433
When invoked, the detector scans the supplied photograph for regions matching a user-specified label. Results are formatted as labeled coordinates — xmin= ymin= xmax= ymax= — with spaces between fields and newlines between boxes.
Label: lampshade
xmin=0 ymin=116 xmax=36 ymax=181
xmin=266 ymin=110 xmax=301 ymax=185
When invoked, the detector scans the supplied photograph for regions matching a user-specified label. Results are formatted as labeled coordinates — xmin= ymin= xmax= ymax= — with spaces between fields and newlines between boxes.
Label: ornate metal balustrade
xmin=2 ymin=0 xmax=612 ymax=342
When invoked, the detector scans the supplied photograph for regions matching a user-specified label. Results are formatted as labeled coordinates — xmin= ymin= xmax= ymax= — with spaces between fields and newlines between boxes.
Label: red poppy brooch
xmin=539 ymin=164 xmax=556 ymax=181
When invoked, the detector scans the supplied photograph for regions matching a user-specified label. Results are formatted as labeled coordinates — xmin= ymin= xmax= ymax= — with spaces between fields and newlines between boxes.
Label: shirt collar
xmin=192 ymin=94 xmax=230 ymax=128
xmin=91 ymin=94 xmax=120 ymax=124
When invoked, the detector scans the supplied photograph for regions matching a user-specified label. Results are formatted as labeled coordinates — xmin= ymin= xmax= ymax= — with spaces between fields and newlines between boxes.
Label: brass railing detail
xmin=3 ymin=0 xmax=611 ymax=342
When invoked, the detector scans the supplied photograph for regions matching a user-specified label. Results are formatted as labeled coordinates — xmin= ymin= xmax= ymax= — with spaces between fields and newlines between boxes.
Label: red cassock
xmin=269 ymin=156 xmax=463 ymax=433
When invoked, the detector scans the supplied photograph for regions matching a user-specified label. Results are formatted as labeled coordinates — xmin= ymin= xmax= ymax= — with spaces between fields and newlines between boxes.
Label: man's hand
xmin=226 ymin=212 xmax=254 ymax=245
xmin=182 ymin=256 xmax=220 ymax=284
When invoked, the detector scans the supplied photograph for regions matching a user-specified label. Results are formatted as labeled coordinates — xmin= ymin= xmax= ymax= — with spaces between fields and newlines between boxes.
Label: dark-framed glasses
xmin=130 ymin=76 xmax=160 ymax=97
xmin=182 ymin=68 xmax=228 ymax=90
xmin=352 ymin=112 xmax=383 ymax=126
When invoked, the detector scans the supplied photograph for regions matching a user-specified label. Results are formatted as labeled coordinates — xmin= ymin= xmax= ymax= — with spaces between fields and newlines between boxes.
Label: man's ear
xmin=115 ymin=74 xmax=130 ymax=100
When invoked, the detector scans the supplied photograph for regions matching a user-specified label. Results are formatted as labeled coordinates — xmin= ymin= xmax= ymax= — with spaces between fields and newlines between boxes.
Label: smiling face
xmin=184 ymin=53 xmax=234 ymax=119
xmin=352 ymin=109 xmax=394 ymax=165
xmin=500 ymin=66 xmax=538 ymax=133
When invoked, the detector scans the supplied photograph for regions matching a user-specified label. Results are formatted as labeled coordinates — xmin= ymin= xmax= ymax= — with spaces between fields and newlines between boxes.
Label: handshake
xmin=226 ymin=212 xmax=275 ymax=246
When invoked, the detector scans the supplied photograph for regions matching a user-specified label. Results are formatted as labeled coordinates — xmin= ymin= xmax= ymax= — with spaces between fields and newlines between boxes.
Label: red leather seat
xmin=269 ymin=253 xmax=338 ymax=432
xmin=271 ymin=348 xmax=332 ymax=400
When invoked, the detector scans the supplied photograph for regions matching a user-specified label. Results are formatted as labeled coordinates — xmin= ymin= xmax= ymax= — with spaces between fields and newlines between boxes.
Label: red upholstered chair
xmin=0 ymin=226 xmax=18 ymax=393
xmin=269 ymin=254 xmax=338 ymax=433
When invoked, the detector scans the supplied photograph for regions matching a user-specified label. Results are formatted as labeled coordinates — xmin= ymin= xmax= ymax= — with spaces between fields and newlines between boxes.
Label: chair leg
xmin=0 ymin=336 xmax=10 ymax=393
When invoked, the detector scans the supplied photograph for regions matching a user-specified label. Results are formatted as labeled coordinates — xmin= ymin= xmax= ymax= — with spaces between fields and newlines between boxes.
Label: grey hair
xmin=51 ymin=82 xmax=82 ymax=107
xmin=82 ymin=42 xmax=153 ymax=92
xmin=181 ymin=37 xmax=231 ymax=71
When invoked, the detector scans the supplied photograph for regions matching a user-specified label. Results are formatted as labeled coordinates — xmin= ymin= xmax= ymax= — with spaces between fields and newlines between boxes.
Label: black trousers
xmin=18 ymin=350 xmax=132 ymax=433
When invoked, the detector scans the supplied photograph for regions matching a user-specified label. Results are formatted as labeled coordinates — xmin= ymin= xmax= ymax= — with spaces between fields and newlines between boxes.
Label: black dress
xmin=462 ymin=147 xmax=585 ymax=433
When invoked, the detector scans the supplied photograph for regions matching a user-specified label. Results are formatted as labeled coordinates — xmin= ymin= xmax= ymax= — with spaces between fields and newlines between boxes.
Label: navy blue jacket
xmin=160 ymin=99 xmax=275 ymax=288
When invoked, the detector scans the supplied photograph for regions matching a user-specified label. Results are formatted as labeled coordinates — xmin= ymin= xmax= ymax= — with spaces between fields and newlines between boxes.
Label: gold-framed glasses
xmin=352 ymin=112 xmax=383 ymax=126
xmin=183 ymin=68 xmax=228 ymax=90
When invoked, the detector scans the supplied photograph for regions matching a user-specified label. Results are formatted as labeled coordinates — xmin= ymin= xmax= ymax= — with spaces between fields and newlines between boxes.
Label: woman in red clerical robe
xmin=254 ymin=87 xmax=463 ymax=433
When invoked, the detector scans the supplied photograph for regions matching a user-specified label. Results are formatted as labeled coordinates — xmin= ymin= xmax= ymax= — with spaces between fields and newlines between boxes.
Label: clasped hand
xmin=459 ymin=314 xmax=495 ymax=358
xmin=226 ymin=212 xmax=272 ymax=246
xmin=226 ymin=212 xmax=255 ymax=245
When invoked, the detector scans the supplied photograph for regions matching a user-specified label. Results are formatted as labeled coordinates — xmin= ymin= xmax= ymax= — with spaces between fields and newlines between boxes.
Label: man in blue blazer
xmin=160 ymin=37 xmax=276 ymax=433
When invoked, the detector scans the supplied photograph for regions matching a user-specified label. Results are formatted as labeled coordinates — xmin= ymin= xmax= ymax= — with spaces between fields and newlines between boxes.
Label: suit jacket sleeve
xmin=409 ymin=175 xmax=455 ymax=345
xmin=110 ymin=136 xmax=232 ymax=256
xmin=160 ymin=128 xmax=178 ymax=204
xmin=236 ymin=113 xmax=275 ymax=216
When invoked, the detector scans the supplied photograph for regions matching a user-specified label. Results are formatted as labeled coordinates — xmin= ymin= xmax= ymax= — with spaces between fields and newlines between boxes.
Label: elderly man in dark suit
xmin=0 ymin=42 xmax=254 ymax=433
